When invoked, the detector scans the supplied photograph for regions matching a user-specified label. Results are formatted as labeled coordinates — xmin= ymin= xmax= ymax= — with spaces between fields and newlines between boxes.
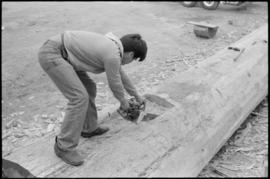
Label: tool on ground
xmin=228 ymin=46 xmax=241 ymax=51
xmin=117 ymin=97 xmax=146 ymax=123
xmin=228 ymin=46 xmax=246 ymax=61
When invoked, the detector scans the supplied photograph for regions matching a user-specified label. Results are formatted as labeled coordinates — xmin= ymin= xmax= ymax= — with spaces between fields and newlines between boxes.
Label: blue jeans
xmin=38 ymin=39 xmax=98 ymax=151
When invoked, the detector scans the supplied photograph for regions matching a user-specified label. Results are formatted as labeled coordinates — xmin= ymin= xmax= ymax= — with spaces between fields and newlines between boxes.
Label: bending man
xmin=38 ymin=31 xmax=147 ymax=166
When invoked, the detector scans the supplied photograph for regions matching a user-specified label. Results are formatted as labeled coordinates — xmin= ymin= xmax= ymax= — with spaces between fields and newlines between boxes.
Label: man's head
xmin=120 ymin=34 xmax=147 ymax=65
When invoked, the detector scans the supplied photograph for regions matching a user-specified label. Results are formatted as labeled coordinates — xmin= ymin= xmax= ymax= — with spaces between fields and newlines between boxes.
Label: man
xmin=38 ymin=31 xmax=147 ymax=166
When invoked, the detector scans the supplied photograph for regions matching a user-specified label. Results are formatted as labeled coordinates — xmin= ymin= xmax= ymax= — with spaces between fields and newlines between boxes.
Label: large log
xmin=5 ymin=24 xmax=268 ymax=177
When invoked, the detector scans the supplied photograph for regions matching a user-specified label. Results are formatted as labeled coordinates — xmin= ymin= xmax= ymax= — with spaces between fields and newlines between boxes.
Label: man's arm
xmin=104 ymin=58 xmax=130 ymax=109
xmin=119 ymin=67 xmax=143 ymax=103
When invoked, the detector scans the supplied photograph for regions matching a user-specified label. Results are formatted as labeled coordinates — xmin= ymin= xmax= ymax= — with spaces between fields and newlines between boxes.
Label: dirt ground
xmin=2 ymin=1 xmax=268 ymax=177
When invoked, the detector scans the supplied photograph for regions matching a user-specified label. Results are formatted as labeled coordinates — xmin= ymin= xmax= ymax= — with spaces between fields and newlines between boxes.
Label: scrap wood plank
xmin=187 ymin=21 xmax=219 ymax=38
xmin=4 ymin=24 xmax=268 ymax=177
xmin=187 ymin=21 xmax=218 ymax=29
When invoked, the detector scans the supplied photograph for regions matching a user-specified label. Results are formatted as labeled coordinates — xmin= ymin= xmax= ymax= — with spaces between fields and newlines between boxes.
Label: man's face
xmin=122 ymin=52 xmax=138 ymax=65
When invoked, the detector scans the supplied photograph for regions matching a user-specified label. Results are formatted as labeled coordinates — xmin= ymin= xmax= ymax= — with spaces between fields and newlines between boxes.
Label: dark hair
xmin=120 ymin=34 xmax=147 ymax=61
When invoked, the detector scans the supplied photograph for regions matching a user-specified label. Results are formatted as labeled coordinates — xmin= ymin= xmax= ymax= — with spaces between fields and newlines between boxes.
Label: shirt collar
xmin=105 ymin=32 xmax=124 ymax=58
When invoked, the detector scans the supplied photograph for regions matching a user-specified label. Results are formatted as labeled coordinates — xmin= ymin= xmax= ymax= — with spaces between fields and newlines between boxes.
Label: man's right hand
xmin=120 ymin=99 xmax=130 ymax=111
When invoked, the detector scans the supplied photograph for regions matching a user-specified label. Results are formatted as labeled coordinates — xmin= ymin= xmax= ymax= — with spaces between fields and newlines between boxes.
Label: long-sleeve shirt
xmin=61 ymin=31 xmax=139 ymax=104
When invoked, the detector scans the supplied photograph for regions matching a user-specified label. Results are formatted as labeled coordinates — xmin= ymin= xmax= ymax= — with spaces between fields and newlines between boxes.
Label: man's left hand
xmin=136 ymin=96 xmax=145 ymax=106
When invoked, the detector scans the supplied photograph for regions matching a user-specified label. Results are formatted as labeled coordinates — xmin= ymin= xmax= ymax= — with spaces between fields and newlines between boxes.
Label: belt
xmin=60 ymin=33 xmax=69 ymax=62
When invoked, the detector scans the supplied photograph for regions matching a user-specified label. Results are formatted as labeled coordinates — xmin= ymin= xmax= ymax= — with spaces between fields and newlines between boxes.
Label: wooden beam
xmin=146 ymin=23 xmax=268 ymax=177
xmin=4 ymin=24 xmax=268 ymax=177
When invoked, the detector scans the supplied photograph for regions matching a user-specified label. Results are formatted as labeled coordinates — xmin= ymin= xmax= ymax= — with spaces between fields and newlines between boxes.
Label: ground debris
xmin=251 ymin=112 xmax=267 ymax=118
xmin=57 ymin=111 xmax=65 ymax=122
xmin=2 ymin=130 xmax=13 ymax=140
xmin=13 ymin=131 xmax=26 ymax=138
xmin=41 ymin=114 xmax=49 ymax=119
xmin=47 ymin=123 xmax=55 ymax=133
xmin=5 ymin=118 xmax=17 ymax=129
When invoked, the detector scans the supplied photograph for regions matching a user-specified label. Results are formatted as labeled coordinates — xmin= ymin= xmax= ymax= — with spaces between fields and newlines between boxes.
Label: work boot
xmin=81 ymin=127 xmax=109 ymax=138
xmin=54 ymin=137 xmax=84 ymax=166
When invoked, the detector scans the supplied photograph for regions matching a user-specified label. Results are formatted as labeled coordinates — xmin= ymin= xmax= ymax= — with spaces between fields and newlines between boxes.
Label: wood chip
xmin=3 ymin=148 xmax=13 ymax=157
xmin=211 ymin=166 xmax=230 ymax=177
xmin=5 ymin=118 xmax=17 ymax=129
xmin=2 ymin=130 xmax=13 ymax=140
xmin=33 ymin=114 xmax=39 ymax=122
xmin=44 ymin=119 xmax=52 ymax=123
xmin=251 ymin=112 xmax=267 ymax=118
xmin=41 ymin=114 xmax=48 ymax=119
xmin=10 ymin=137 xmax=18 ymax=143
xmin=58 ymin=112 xmax=65 ymax=122
xmin=235 ymin=146 xmax=255 ymax=152
xmin=23 ymin=129 xmax=33 ymax=137
xmin=47 ymin=123 xmax=55 ymax=133
xmin=215 ymin=165 xmax=238 ymax=176
xmin=56 ymin=105 xmax=64 ymax=110
xmin=33 ymin=131 xmax=42 ymax=137
xmin=14 ymin=132 xmax=26 ymax=138
xmin=182 ymin=57 xmax=192 ymax=68
xmin=28 ymin=96 xmax=35 ymax=100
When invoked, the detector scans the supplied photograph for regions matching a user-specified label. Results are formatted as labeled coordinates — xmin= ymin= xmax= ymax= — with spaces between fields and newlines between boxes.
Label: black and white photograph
xmin=2 ymin=1 xmax=268 ymax=177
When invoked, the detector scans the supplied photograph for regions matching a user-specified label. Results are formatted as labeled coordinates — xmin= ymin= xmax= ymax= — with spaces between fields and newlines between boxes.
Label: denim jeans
xmin=38 ymin=40 xmax=98 ymax=151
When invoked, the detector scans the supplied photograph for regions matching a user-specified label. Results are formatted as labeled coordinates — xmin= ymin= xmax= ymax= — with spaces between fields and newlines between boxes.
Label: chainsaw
xmin=117 ymin=97 xmax=146 ymax=123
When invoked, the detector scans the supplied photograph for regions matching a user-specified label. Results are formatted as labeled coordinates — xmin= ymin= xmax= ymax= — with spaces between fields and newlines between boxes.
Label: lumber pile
xmin=4 ymin=24 xmax=268 ymax=177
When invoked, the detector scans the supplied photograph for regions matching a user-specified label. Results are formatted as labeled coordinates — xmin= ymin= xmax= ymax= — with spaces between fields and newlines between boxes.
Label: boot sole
xmin=81 ymin=128 xmax=109 ymax=138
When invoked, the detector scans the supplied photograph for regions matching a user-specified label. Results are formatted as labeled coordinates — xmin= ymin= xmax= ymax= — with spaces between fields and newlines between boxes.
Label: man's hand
xmin=120 ymin=99 xmax=130 ymax=111
xmin=135 ymin=95 xmax=145 ymax=106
